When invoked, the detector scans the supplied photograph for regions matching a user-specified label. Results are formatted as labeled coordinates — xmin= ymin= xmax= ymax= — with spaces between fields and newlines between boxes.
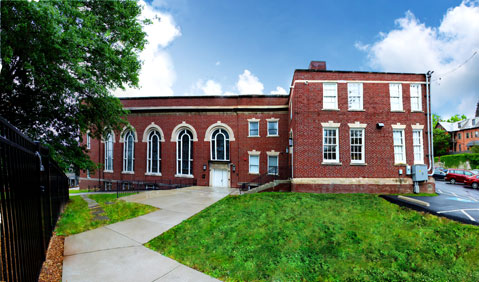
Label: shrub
xmin=439 ymin=153 xmax=479 ymax=169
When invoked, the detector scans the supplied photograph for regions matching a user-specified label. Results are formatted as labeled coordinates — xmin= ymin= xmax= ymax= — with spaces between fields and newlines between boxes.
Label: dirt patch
xmin=38 ymin=232 xmax=65 ymax=282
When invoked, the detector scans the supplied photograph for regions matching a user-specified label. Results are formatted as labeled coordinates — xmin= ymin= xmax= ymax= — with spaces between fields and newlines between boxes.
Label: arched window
xmin=177 ymin=129 xmax=193 ymax=175
xmin=123 ymin=131 xmax=135 ymax=172
xmin=105 ymin=133 xmax=114 ymax=171
xmin=147 ymin=130 xmax=161 ymax=174
xmin=211 ymin=128 xmax=230 ymax=161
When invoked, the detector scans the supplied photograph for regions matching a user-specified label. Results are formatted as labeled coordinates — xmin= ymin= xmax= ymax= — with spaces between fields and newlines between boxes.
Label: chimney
xmin=309 ymin=61 xmax=326 ymax=70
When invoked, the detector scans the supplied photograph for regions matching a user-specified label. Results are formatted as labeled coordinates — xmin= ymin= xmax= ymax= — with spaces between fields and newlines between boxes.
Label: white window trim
xmin=393 ymin=129 xmax=406 ymax=165
xmin=389 ymin=83 xmax=403 ymax=112
xmin=348 ymin=122 xmax=367 ymax=129
xmin=322 ymin=127 xmax=340 ymax=163
xmin=142 ymin=122 xmax=166 ymax=142
xmin=322 ymin=82 xmax=338 ymax=110
xmin=146 ymin=130 xmax=161 ymax=174
xmin=411 ymin=123 xmax=424 ymax=130
xmin=86 ymin=169 xmax=90 ymax=178
xmin=410 ymin=84 xmax=422 ymax=112
xmin=267 ymin=155 xmax=279 ymax=175
xmin=413 ymin=129 xmax=424 ymax=164
xmin=204 ymin=121 xmax=235 ymax=141
xmin=104 ymin=133 xmax=114 ymax=172
xmin=266 ymin=118 xmax=279 ymax=137
xmin=176 ymin=129 xmax=194 ymax=176
xmin=348 ymin=82 xmax=363 ymax=111
xmin=210 ymin=128 xmax=230 ymax=161
xmin=248 ymin=119 xmax=260 ymax=137
xmin=248 ymin=153 xmax=260 ymax=175
xmin=86 ymin=132 xmax=91 ymax=149
xmin=391 ymin=123 xmax=406 ymax=130
xmin=350 ymin=128 xmax=365 ymax=164
xmin=122 ymin=131 xmax=135 ymax=173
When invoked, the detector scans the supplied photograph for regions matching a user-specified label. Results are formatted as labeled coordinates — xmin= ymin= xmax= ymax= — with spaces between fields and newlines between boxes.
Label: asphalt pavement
xmin=383 ymin=180 xmax=479 ymax=225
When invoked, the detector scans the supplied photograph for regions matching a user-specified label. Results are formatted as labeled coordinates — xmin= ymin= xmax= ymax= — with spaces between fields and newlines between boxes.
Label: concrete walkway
xmin=63 ymin=186 xmax=235 ymax=282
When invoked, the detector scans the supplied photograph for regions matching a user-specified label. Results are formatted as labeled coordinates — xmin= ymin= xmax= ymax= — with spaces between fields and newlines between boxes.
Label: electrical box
xmin=412 ymin=164 xmax=428 ymax=182
xmin=406 ymin=165 xmax=411 ymax=175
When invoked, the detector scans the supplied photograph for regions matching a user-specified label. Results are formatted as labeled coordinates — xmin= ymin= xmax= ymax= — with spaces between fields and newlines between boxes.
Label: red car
xmin=465 ymin=175 xmax=479 ymax=189
xmin=445 ymin=169 xmax=475 ymax=184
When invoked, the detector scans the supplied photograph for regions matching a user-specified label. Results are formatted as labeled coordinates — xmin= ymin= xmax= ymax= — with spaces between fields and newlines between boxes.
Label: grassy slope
xmin=56 ymin=194 xmax=156 ymax=236
xmin=147 ymin=193 xmax=479 ymax=282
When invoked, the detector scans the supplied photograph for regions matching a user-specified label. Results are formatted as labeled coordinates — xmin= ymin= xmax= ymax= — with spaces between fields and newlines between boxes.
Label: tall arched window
xmin=123 ymin=131 xmax=135 ymax=172
xmin=147 ymin=130 xmax=161 ymax=174
xmin=211 ymin=128 xmax=230 ymax=161
xmin=177 ymin=129 xmax=193 ymax=175
xmin=105 ymin=133 xmax=114 ymax=171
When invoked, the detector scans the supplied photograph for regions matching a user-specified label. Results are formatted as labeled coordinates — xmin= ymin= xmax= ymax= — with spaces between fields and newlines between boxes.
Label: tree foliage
xmin=433 ymin=128 xmax=450 ymax=156
xmin=445 ymin=114 xmax=467 ymax=123
xmin=0 ymin=1 xmax=148 ymax=171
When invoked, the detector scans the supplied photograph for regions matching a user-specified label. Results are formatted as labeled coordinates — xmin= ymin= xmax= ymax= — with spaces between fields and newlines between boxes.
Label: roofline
xmin=294 ymin=69 xmax=426 ymax=76
xmin=118 ymin=94 xmax=290 ymax=100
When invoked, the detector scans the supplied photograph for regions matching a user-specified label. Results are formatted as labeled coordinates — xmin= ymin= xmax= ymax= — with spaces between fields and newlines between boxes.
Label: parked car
xmin=472 ymin=169 xmax=479 ymax=175
xmin=445 ymin=169 xmax=475 ymax=184
xmin=433 ymin=168 xmax=447 ymax=181
xmin=464 ymin=174 xmax=479 ymax=189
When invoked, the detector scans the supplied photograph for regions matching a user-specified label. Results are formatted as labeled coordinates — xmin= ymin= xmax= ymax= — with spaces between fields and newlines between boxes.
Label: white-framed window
xmin=348 ymin=83 xmax=363 ymax=110
xmin=413 ymin=129 xmax=424 ymax=164
xmin=410 ymin=84 xmax=422 ymax=112
xmin=123 ymin=131 xmax=135 ymax=172
xmin=267 ymin=155 xmax=279 ymax=175
xmin=211 ymin=128 xmax=230 ymax=161
xmin=350 ymin=129 xmax=365 ymax=163
xmin=86 ymin=169 xmax=90 ymax=178
xmin=390 ymin=83 xmax=403 ymax=111
xmin=104 ymin=133 xmax=113 ymax=171
xmin=323 ymin=128 xmax=339 ymax=162
xmin=249 ymin=154 xmax=259 ymax=174
xmin=249 ymin=121 xmax=259 ymax=137
xmin=147 ymin=130 xmax=161 ymax=174
xmin=86 ymin=133 xmax=91 ymax=149
xmin=393 ymin=129 xmax=406 ymax=164
xmin=177 ymin=129 xmax=193 ymax=175
xmin=323 ymin=83 xmax=338 ymax=110
xmin=105 ymin=182 xmax=112 ymax=191
xmin=267 ymin=121 xmax=279 ymax=136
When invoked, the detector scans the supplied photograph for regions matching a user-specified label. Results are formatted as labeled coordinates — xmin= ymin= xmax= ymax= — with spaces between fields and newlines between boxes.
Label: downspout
xmin=289 ymin=83 xmax=296 ymax=179
xmin=426 ymin=71 xmax=435 ymax=175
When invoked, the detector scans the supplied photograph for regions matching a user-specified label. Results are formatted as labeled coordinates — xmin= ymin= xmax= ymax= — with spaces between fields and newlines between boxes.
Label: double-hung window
xmin=323 ymin=83 xmax=338 ymax=110
xmin=104 ymin=133 xmax=113 ymax=172
xmin=267 ymin=120 xmax=278 ymax=136
xmin=348 ymin=83 xmax=363 ymax=110
xmin=267 ymin=154 xmax=279 ymax=175
xmin=350 ymin=129 xmax=365 ymax=163
xmin=393 ymin=130 xmax=406 ymax=164
xmin=323 ymin=128 xmax=339 ymax=162
xmin=123 ymin=131 xmax=135 ymax=172
xmin=390 ymin=83 xmax=403 ymax=111
xmin=410 ymin=84 xmax=422 ymax=111
xmin=413 ymin=130 xmax=424 ymax=164
xmin=249 ymin=154 xmax=259 ymax=174
xmin=249 ymin=121 xmax=259 ymax=137
xmin=86 ymin=133 xmax=91 ymax=149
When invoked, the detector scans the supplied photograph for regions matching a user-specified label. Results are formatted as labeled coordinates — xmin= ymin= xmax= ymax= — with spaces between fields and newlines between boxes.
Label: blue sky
xmin=116 ymin=0 xmax=479 ymax=119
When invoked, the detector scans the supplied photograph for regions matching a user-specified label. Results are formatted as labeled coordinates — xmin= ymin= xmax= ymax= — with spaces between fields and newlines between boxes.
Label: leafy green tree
xmin=433 ymin=114 xmax=441 ymax=128
xmin=0 ymin=1 xmax=148 ymax=171
xmin=446 ymin=114 xmax=467 ymax=123
xmin=433 ymin=128 xmax=451 ymax=156
xmin=471 ymin=146 xmax=479 ymax=154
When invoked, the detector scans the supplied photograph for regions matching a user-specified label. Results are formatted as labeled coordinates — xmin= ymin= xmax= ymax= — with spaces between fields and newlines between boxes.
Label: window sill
xmin=145 ymin=173 xmax=162 ymax=176
xmin=103 ymin=170 xmax=114 ymax=173
xmin=122 ymin=171 xmax=135 ymax=175
xmin=411 ymin=110 xmax=424 ymax=113
xmin=322 ymin=108 xmax=340 ymax=111
xmin=321 ymin=162 xmax=342 ymax=166
xmin=350 ymin=162 xmax=367 ymax=166
xmin=394 ymin=163 xmax=407 ymax=166
xmin=248 ymin=135 xmax=261 ymax=138
xmin=249 ymin=172 xmax=260 ymax=175
xmin=390 ymin=110 xmax=405 ymax=113
xmin=266 ymin=135 xmax=279 ymax=137
xmin=175 ymin=174 xmax=194 ymax=178
xmin=267 ymin=173 xmax=279 ymax=176
xmin=348 ymin=109 xmax=365 ymax=112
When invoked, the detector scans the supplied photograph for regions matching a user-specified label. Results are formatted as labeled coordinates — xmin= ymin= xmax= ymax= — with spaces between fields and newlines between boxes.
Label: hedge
xmin=436 ymin=153 xmax=479 ymax=169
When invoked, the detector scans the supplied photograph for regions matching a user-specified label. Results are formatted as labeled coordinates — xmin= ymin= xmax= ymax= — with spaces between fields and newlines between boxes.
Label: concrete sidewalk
xmin=63 ymin=186 xmax=234 ymax=282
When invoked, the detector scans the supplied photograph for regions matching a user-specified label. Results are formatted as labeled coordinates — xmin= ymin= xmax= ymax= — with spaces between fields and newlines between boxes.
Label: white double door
xmin=211 ymin=168 xmax=229 ymax=188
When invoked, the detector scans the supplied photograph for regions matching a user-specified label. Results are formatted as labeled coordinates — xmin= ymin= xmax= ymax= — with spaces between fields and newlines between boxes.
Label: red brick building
xmin=80 ymin=61 xmax=435 ymax=193
xmin=437 ymin=118 xmax=479 ymax=153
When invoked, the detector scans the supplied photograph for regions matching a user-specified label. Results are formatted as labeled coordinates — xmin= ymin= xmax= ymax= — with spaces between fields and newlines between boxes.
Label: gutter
xmin=426 ymin=71 xmax=435 ymax=175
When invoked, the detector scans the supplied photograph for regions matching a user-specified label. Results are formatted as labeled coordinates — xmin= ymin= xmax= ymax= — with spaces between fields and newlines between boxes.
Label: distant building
xmin=437 ymin=117 xmax=479 ymax=153
xmin=80 ymin=61 xmax=434 ymax=193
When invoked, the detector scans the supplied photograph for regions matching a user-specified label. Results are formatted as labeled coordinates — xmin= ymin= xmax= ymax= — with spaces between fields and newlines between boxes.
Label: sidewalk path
xmin=63 ymin=186 xmax=234 ymax=282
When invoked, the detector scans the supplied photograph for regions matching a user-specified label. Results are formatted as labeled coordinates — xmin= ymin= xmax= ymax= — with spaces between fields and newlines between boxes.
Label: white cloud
xmin=270 ymin=86 xmax=287 ymax=94
xmin=215 ymin=61 xmax=221 ymax=66
xmin=356 ymin=1 xmax=479 ymax=118
xmin=236 ymin=70 xmax=264 ymax=94
xmin=114 ymin=1 xmax=181 ymax=97
xmin=193 ymin=79 xmax=223 ymax=95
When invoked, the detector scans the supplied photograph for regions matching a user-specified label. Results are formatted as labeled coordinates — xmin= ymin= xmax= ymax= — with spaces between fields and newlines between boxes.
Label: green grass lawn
xmin=68 ymin=189 xmax=85 ymax=194
xmin=147 ymin=193 xmax=479 ymax=282
xmin=55 ymin=193 xmax=156 ymax=236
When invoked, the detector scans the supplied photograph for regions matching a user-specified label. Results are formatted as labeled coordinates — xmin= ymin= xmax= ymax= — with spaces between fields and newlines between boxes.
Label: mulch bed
xmin=38 ymin=232 xmax=65 ymax=282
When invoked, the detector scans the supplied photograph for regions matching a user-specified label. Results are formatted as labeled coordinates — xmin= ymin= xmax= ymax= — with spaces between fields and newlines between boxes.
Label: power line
xmin=432 ymin=51 xmax=478 ymax=82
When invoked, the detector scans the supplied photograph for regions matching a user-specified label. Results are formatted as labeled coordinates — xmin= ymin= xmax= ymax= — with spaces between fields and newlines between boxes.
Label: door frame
xmin=209 ymin=162 xmax=230 ymax=187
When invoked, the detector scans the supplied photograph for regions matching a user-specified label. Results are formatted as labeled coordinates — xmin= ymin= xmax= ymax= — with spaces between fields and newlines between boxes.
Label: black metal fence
xmin=241 ymin=166 xmax=290 ymax=191
xmin=0 ymin=117 xmax=69 ymax=282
